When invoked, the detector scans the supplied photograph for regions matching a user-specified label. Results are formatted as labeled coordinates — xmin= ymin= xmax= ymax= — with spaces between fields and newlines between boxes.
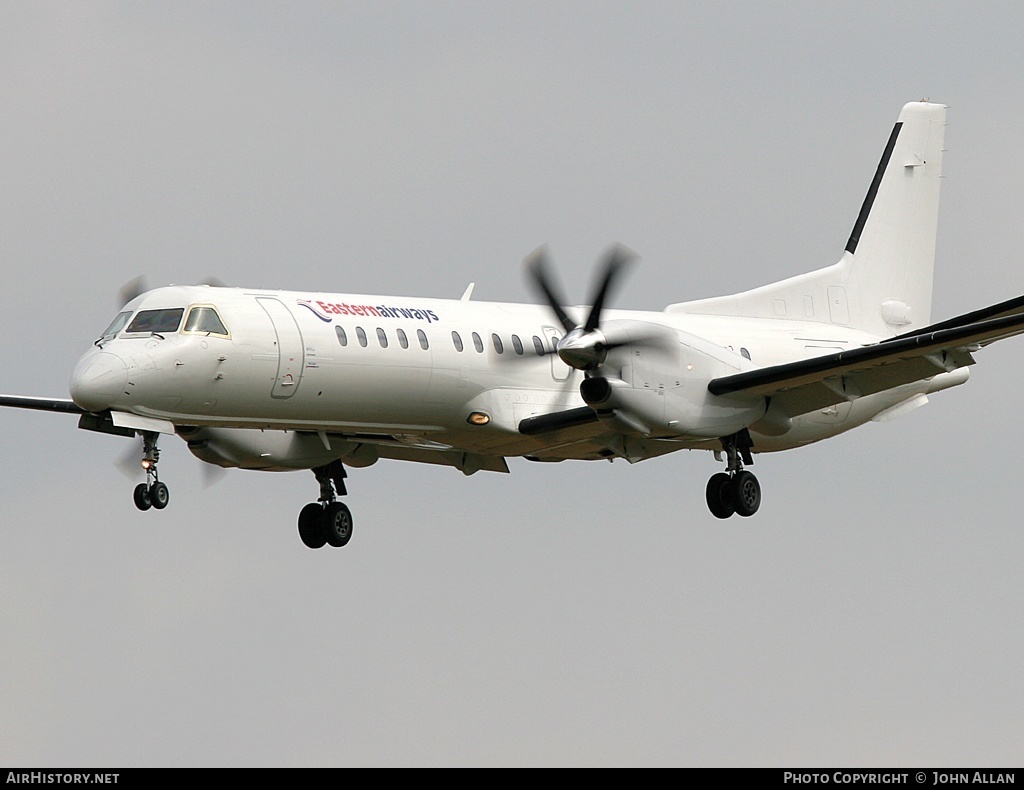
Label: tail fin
xmin=669 ymin=101 xmax=947 ymax=338
xmin=842 ymin=101 xmax=947 ymax=334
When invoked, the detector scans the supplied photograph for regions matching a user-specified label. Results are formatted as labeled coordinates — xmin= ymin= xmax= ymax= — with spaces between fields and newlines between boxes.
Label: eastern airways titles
xmin=297 ymin=299 xmax=440 ymax=324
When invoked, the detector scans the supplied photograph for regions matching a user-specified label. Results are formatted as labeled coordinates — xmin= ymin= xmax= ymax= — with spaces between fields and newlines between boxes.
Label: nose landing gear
xmin=297 ymin=461 xmax=354 ymax=549
xmin=706 ymin=430 xmax=761 ymax=519
xmin=132 ymin=431 xmax=170 ymax=511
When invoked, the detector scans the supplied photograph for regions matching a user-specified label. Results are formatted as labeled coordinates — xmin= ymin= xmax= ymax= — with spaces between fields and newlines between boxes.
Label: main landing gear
xmin=706 ymin=429 xmax=761 ymax=519
xmin=132 ymin=431 xmax=170 ymax=511
xmin=298 ymin=461 xmax=353 ymax=549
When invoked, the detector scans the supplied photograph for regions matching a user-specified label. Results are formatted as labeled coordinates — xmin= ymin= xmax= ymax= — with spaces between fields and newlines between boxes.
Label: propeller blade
xmin=597 ymin=323 xmax=672 ymax=352
xmin=115 ymin=436 xmax=145 ymax=479
xmin=118 ymin=275 xmax=225 ymax=310
xmin=584 ymin=245 xmax=635 ymax=333
xmin=525 ymin=247 xmax=577 ymax=335
xmin=522 ymin=244 xmax=645 ymax=371
xmin=118 ymin=276 xmax=148 ymax=308
xmin=201 ymin=462 xmax=228 ymax=488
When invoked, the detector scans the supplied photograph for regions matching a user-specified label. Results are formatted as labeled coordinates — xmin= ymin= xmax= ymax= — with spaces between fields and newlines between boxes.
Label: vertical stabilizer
xmin=668 ymin=101 xmax=947 ymax=338
xmin=841 ymin=101 xmax=946 ymax=335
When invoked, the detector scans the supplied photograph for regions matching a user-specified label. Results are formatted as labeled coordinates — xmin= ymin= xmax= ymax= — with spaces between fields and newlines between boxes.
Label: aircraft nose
xmin=70 ymin=351 xmax=128 ymax=412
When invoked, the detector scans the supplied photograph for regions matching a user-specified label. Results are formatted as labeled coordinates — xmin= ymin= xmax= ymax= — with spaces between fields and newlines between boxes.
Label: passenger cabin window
xmin=417 ymin=329 xmax=429 ymax=350
xmin=491 ymin=333 xmax=504 ymax=354
xmin=356 ymin=327 xmax=367 ymax=347
xmin=397 ymin=328 xmax=409 ymax=349
xmin=532 ymin=336 xmax=545 ymax=355
xmin=183 ymin=306 xmax=229 ymax=337
xmin=126 ymin=308 xmax=184 ymax=334
xmin=472 ymin=332 xmax=484 ymax=353
xmin=336 ymin=326 xmax=348 ymax=346
xmin=451 ymin=331 xmax=464 ymax=352
xmin=740 ymin=347 xmax=751 ymax=360
xmin=376 ymin=327 xmax=388 ymax=348
xmin=512 ymin=334 xmax=524 ymax=355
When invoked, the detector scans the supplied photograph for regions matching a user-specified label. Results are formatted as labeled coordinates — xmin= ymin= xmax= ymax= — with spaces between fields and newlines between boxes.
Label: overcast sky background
xmin=3 ymin=1 xmax=1024 ymax=767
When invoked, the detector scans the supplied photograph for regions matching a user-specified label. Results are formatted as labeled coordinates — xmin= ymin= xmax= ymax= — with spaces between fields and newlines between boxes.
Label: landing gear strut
xmin=132 ymin=431 xmax=170 ymax=511
xmin=706 ymin=429 xmax=761 ymax=519
xmin=298 ymin=461 xmax=354 ymax=549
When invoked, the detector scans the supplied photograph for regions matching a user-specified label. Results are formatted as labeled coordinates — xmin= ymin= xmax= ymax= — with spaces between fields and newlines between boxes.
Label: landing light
xmin=141 ymin=459 xmax=153 ymax=470
xmin=467 ymin=411 xmax=491 ymax=426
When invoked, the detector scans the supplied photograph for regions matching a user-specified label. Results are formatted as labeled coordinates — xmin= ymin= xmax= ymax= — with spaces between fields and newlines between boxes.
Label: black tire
xmin=149 ymin=481 xmax=170 ymax=510
xmin=323 ymin=502 xmax=353 ymax=548
xmin=133 ymin=482 xmax=152 ymax=511
xmin=731 ymin=470 xmax=761 ymax=517
xmin=298 ymin=502 xmax=327 ymax=549
xmin=705 ymin=473 xmax=735 ymax=519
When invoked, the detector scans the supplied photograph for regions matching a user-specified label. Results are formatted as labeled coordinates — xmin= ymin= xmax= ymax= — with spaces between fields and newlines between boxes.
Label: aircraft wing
xmin=0 ymin=395 xmax=85 ymax=414
xmin=707 ymin=305 xmax=1024 ymax=417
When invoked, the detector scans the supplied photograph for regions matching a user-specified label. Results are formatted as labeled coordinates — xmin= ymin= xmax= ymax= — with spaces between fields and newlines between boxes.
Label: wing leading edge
xmin=707 ymin=302 xmax=1024 ymax=417
xmin=0 ymin=395 xmax=85 ymax=414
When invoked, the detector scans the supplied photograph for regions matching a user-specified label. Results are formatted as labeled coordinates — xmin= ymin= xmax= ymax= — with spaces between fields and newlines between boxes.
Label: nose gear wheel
xmin=132 ymin=431 xmax=170 ymax=512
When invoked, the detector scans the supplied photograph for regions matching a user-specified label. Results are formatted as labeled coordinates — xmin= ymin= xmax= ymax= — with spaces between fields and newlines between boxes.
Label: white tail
xmin=669 ymin=101 xmax=947 ymax=338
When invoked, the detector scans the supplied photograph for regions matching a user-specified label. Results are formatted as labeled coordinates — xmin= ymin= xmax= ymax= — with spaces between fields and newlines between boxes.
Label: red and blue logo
xmin=296 ymin=299 xmax=333 ymax=322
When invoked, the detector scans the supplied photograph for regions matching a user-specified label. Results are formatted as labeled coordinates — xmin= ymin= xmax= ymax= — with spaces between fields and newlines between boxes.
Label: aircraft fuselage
xmin=68 ymin=284 xmax=969 ymax=475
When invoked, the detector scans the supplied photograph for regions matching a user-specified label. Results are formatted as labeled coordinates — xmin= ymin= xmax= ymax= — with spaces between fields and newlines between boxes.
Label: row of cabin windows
xmin=451 ymin=331 xmax=536 ymax=355
xmin=335 ymin=326 xmax=429 ymax=350
xmin=334 ymin=325 xmax=554 ymax=356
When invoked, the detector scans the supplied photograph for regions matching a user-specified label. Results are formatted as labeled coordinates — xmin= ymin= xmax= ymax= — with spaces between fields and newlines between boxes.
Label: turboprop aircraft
xmin=4 ymin=100 xmax=1024 ymax=549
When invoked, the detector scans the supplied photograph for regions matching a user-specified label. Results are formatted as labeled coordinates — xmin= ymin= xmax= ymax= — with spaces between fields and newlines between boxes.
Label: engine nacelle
xmin=581 ymin=328 xmax=766 ymax=439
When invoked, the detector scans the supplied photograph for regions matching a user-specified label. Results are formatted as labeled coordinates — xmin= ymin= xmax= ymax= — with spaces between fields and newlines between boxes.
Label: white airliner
xmin=4 ymin=101 xmax=1023 ymax=549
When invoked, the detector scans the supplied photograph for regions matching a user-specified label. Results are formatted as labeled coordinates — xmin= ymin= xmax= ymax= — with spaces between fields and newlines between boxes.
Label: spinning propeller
xmin=117 ymin=275 xmax=228 ymax=308
xmin=525 ymin=244 xmax=653 ymax=376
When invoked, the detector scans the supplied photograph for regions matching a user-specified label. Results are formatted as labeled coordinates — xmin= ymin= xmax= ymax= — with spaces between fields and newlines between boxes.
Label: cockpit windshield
xmin=99 ymin=311 xmax=133 ymax=339
xmin=126 ymin=308 xmax=184 ymax=334
xmin=183 ymin=306 xmax=229 ymax=336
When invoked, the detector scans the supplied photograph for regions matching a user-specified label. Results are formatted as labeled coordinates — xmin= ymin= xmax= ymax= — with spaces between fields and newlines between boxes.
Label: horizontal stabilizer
xmin=888 ymin=293 xmax=1024 ymax=338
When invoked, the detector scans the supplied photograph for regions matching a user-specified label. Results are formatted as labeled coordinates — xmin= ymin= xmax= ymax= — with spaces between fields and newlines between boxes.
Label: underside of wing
xmin=518 ymin=406 xmax=599 ymax=436
xmin=708 ymin=305 xmax=1024 ymax=418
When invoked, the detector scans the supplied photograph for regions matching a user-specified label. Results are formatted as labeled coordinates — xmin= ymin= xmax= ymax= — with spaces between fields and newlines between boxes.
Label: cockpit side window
xmin=183 ymin=305 xmax=230 ymax=337
xmin=100 ymin=311 xmax=133 ymax=338
xmin=126 ymin=308 xmax=184 ymax=334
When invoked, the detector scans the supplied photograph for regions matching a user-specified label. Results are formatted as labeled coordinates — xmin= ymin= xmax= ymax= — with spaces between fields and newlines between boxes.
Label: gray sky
xmin=2 ymin=1 xmax=1023 ymax=767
